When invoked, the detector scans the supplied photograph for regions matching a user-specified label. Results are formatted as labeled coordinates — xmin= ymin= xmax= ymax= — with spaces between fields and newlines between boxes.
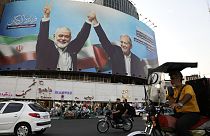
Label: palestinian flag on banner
xmin=0 ymin=35 xmax=110 ymax=71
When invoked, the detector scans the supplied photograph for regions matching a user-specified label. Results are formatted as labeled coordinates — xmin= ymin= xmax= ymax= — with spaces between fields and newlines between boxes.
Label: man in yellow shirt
xmin=167 ymin=71 xmax=200 ymax=136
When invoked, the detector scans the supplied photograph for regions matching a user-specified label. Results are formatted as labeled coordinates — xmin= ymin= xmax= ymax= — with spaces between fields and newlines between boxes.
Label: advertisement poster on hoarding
xmin=0 ymin=0 xmax=158 ymax=78
xmin=36 ymin=78 xmax=54 ymax=100
xmin=0 ymin=76 xmax=16 ymax=98
xmin=54 ymin=80 xmax=73 ymax=101
xmin=0 ymin=76 xmax=146 ymax=102
xmin=72 ymin=82 xmax=95 ymax=101
xmin=94 ymin=83 xmax=117 ymax=101
xmin=15 ymin=77 xmax=37 ymax=99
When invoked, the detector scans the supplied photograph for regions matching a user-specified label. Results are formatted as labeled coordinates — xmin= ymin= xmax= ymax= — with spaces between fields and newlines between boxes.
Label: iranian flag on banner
xmin=77 ymin=39 xmax=109 ymax=70
xmin=0 ymin=35 xmax=109 ymax=71
xmin=0 ymin=35 xmax=37 ymax=65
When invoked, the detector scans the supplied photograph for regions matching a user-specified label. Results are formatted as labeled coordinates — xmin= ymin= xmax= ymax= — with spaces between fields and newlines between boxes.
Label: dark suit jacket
xmin=94 ymin=24 xmax=146 ymax=78
xmin=36 ymin=20 xmax=91 ymax=71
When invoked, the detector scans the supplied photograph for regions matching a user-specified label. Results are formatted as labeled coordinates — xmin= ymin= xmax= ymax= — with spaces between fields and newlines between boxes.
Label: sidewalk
xmin=51 ymin=115 xmax=105 ymax=120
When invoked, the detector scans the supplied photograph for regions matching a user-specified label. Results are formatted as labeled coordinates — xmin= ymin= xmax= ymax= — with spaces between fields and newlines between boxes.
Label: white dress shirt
xmin=124 ymin=54 xmax=131 ymax=76
xmin=56 ymin=47 xmax=72 ymax=71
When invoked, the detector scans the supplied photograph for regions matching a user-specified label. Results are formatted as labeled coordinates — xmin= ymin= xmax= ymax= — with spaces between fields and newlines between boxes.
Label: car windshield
xmin=0 ymin=103 xmax=5 ymax=110
xmin=29 ymin=103 xmax=47 ymax=112
xmin=136 ymin=106 xmax=145 ymax=110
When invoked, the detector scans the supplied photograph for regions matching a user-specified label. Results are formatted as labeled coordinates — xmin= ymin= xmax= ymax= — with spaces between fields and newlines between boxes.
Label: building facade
xmin=93 ymin=0 xmax=139 ymax=20
xmin=0 ymin=0 xmax=159 ymax=105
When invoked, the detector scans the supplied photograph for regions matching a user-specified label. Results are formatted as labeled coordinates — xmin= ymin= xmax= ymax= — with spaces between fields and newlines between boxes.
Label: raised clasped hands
xmin=87 ymin=11 xmax=98 ymax=25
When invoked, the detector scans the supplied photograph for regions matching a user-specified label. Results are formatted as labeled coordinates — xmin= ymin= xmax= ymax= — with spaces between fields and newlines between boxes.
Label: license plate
xmin=43 ymin=115 xmax=49 ymax=119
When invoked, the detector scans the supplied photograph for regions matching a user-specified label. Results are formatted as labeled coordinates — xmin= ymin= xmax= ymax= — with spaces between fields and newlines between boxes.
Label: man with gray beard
xmin=88 ymin=12 xmax=147 ymax=78
xmin=36 ymin=5 xmax=93 ymax=71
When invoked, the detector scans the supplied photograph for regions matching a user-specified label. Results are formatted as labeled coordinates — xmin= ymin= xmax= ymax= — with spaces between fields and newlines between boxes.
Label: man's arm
xmin=37 ymin=5 xmax=51 ymax=43
xmin=36 ymin=5 xmax=51 ymax=51
xmin=36 ymin=5 xmax=51 ymax=68
xmin=170 ymin=94 xmax=192 ymax=109
xmin=170 ymin=85 xmax=193 ymax=109
xmin=37 ymin=21 xmax=50 ymax=50
xmin=123 ymin=109 xmax=128 ymax=115
xmin=112 ymin=110 xmax=120 ymax=114
xmin=167 ymin=95 xmax=176 ymax=105
xmin=90 ymin=12 xmax=114 ymax=57
xmin=67 ymin=16 xmax=92 ymax=54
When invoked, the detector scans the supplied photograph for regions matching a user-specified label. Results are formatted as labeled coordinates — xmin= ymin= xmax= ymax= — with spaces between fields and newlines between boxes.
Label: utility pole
xmin=206 ymin=0 xmax=210 ymax=13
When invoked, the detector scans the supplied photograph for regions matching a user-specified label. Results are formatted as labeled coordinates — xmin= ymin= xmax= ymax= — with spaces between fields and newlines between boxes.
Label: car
xmin=155 ymin=106 xmax=174 ymax=116
xmin=162 ymin=107 xmax=174 ymax=115
xmin=0 ymin=100 xmax=51 ymax=136
xmin=135 ymin=107 xmax=146 ymax=117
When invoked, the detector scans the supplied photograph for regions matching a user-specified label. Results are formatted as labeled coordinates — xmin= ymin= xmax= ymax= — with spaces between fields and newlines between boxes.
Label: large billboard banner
xmin=0 ymin=0 xmax=158 ymax=78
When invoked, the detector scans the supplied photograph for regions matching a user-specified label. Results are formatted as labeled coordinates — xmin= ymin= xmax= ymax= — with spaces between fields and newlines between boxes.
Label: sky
xmin=132 ymin=0 xmax=210 ymax=78
xmin=75 ymin=0 xmax=210 ymax=77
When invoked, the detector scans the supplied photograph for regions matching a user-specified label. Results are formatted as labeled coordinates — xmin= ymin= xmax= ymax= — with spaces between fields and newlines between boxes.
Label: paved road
xmin=42 ymin=117 xmax=145 ymax=136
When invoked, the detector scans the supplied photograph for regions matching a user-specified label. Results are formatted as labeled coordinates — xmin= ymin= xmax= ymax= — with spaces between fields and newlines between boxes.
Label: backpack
xmin=186 ymin=78 xmax=210 ymax=117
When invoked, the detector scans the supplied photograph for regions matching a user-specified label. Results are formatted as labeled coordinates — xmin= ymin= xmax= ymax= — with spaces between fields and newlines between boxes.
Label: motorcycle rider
xmin=123 ymin=98 xmax=130 ymax=117
xmin=123 ymin=98 xmax=134 ymax=121
xmin=167 ymin=71 xmax=201 ymax=136
xmin=112 ymin=98 xmax=125 ymax=126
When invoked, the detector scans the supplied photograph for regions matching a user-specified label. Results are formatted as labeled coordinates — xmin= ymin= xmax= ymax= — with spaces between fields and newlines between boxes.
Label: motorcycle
xmin=127 ymin=62 xmax=210 ymax=136
xmin=76 ymin=109 xmax=90 ymax=119
xmin=97 ymin=111 xmax=133 ymax=133
xmin=128 ymin=99 xmax=210 ymax=136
